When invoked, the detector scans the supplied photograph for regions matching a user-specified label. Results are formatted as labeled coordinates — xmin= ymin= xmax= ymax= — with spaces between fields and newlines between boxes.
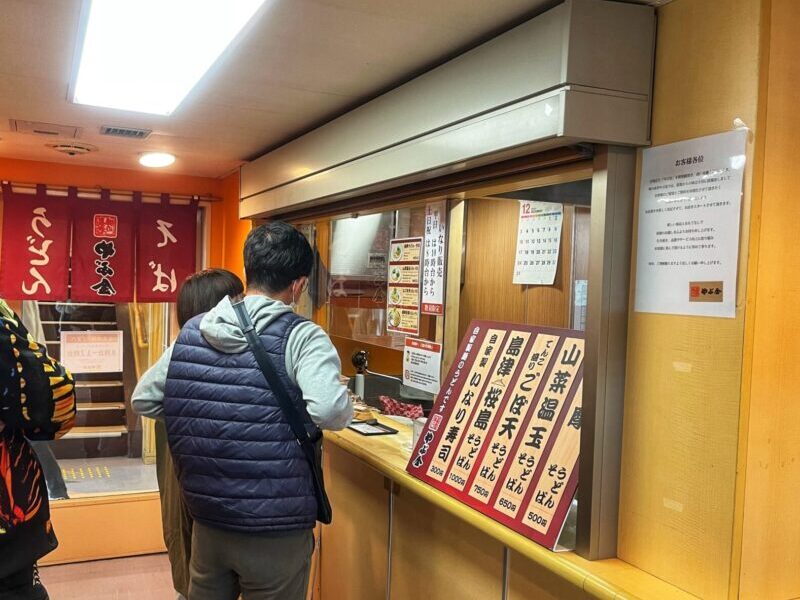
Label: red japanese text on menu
xmin=406 ymin=320 xmax=584 ymax=550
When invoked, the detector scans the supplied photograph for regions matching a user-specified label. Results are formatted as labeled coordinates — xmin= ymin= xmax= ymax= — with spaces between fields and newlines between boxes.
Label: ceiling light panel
xmin=72 ymin=0 xmax=266 ymax=115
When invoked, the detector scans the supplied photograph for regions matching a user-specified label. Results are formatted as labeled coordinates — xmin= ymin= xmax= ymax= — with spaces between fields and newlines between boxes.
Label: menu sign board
xmin=387 ymin=237 xmax=422 ymax=335
xmin=406 ymin=320 xmax=584 ymax=549
xmin=422 ymin=201 xmax=447 ymax=315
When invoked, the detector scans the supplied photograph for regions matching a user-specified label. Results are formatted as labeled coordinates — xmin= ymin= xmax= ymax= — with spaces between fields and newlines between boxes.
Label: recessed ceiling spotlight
xmin=139 ymin=152 xmax=175 ymax=168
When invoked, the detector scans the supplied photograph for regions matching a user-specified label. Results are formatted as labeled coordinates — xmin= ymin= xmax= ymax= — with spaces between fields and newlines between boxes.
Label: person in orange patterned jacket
xmin=0 ymin=299 xmax=75 ymax=600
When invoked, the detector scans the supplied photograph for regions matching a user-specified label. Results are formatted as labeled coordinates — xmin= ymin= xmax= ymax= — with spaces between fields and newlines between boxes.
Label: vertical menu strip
xmin=521 ymin=381 xmax=583 ymax=535
xmin=387 ymin=237 xmax=422 ymax=335
xmin=493 ymin=338 xmax=584 ymax=519
xmin=467 ymin=334 xmax=560 ymax=504
xmin=425 ymin=329 xmax=508 ymax=481
xmin=444 ymin=331 xmax=532 ymax=492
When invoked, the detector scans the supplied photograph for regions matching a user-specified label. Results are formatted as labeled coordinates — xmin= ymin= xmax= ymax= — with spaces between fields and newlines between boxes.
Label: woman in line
xmin=132 ymin=269 xmax=244 ymax=600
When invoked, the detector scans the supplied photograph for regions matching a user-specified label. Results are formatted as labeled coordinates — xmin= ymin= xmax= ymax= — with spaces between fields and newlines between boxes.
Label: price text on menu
xmin=406 ymin=320 xmax=584 ymax=550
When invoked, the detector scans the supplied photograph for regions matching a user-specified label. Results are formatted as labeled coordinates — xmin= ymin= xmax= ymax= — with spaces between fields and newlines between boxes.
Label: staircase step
xmin=76 ymin=402 xmax=126 ymax=411
xmin=75 ymin=380 xmax=124 ymax=388
xmin=41 ymin=321 xmax=118 ymax=326
xmin=62 ymin=425 xmax=127 ymax=440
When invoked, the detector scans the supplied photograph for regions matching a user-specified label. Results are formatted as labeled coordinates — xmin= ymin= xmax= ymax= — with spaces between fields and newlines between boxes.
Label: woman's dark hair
xmin=243 ymin=221 xmax=313 ymax=293
xmin=176 ymin=268 xmax=244 ymax=327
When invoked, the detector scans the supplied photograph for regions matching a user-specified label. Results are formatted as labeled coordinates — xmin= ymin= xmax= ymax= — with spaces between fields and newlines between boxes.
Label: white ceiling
xmin=0 ymin=0 xmax=662 ymax=179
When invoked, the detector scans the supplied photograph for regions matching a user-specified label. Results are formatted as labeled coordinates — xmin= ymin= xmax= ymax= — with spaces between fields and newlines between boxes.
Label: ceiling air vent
xmin=9 ymin=119 xmax=81 ymax=138
xmin=46 ymin=142 xmax=98 ymax=156
xmin=100 ymin=125 xmax=152 ymax=139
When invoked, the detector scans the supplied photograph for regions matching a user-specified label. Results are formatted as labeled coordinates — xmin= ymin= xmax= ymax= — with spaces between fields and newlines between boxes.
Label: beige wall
xmin=738 ymin=0 xmax=800 ymax=597
xmin=618 ymin=0 xmax=764 ymax=598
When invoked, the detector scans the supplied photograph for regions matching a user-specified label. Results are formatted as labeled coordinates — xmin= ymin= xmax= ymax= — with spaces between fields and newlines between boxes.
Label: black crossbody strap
xmin=232 ymin=301 xmax=315 ymax=446
xmin=232 ymin=301 xmax=333 ymax=524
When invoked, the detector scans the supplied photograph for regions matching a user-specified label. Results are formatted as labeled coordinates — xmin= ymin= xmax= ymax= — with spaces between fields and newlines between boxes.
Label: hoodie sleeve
xmin=286 ymin=321 xmax=353 ymax=430
xmin=131 ymin=345 xmax=174 ymax=421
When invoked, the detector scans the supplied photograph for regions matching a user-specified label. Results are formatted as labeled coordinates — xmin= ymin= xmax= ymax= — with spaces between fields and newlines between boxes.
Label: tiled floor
xmin=40 ymin=554 xmax=176 ymax=599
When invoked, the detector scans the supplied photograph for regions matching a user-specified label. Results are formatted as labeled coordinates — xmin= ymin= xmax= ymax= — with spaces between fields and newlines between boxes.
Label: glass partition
xmin=327 ymin=207 xmax=437 ymax=350
xmin=13 ymin=205 xmax=208 ymax=502
xmin=21 ymin=300 xmax=163 ymax=500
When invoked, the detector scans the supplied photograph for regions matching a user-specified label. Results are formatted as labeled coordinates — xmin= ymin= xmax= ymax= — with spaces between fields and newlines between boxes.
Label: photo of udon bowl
xmin=389 ymin=288 xmax=401 ymax=304
xmin=388 ymin=308 xmax=401 ymax=328
xmin=390 ymin=266 xmax=402 ymax=282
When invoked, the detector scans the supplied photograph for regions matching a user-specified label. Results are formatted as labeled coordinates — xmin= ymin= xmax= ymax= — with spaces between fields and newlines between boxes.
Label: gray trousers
xmin=189 ymin=522 xmax=313 ymax=600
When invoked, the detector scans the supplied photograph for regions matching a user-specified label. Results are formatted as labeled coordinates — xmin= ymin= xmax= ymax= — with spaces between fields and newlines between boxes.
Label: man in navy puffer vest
xmin=163 ymin=222 xmax=353 ymax=600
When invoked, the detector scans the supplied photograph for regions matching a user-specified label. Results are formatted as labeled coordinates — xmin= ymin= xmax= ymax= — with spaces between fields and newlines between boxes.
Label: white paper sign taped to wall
xmin=634 ymin=129 xmax=747 ymax=318
xmin=402 ymin=338 xmax=442 ymax=394
xmin=60 ymin=330 xmax=123 ymax=373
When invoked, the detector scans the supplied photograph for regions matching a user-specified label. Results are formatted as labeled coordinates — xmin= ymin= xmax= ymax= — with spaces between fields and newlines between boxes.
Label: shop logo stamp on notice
xmin=689 ymin=281 xmax=724 ymax=303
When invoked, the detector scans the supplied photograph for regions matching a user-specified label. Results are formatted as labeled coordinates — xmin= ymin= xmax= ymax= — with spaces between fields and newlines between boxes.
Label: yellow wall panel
xmin=509 ymin=550 xmax=592 ymax=600
xmin=42 ymin=493 xmax=165 ymax=565
xmin=390 ymin=487 xmax=504 ymax=600
xmin=618 ymin=0 xmax=763 ymax=598
xmin=739 ymin=0 xmax=800 ymax=597
xmin=321 ymin=444 xmax=389 ymax=600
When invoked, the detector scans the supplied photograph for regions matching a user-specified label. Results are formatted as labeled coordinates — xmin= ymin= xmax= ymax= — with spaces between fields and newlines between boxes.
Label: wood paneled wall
xmin=320 ymin=445 xmax=388 ymax=600
xmin=458 ymin=197 xmax=582 ymax=339
xmin=738 ymin=0 xmax=800 ymax=597
xmin=617 ymin=0 xmax=764 ymax=598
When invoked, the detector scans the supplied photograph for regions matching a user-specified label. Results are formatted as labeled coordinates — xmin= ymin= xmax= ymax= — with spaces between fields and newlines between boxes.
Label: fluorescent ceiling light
xmin=140 ymin=152 xmax=175 ymax=168
xmin=72 ymin=0 xmax=265 ymax=115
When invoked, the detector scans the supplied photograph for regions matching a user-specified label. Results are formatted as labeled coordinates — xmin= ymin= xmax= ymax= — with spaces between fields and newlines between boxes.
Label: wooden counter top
xmin=325 ymin=419 xmax=694 ymax=600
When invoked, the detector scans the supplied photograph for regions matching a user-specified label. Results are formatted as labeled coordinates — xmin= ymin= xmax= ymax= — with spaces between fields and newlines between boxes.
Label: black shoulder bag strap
xmin=232 ymin=301 xmax=332 ymax=524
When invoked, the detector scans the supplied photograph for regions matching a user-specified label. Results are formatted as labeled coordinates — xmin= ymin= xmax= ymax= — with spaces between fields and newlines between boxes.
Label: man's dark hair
xmin=243 ymin=222 xmax=313 ymax=293
xmin=177 ymin=268 xmax=244 ymax=327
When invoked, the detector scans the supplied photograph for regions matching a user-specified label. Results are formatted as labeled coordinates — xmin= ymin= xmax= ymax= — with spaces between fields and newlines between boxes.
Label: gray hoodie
xmin=131 ymin=295 xmax=353 ymax=430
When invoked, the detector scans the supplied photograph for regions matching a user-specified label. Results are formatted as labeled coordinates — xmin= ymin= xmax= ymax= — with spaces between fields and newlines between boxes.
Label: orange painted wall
xmin=0 ymin=156 xmax=220 ymax=197
xmin=0 ymin=156 xmax=249 ymax=278
xmin=209 ymin=171 xmax=251 ymax=281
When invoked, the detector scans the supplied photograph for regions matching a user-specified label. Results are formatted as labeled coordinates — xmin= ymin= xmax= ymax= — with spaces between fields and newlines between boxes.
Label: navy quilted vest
xmin=163 ymin=311 xmax=316 ymax=533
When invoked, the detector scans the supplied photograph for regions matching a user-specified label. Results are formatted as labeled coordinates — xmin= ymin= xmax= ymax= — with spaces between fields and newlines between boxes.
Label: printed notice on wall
xmin=422 ymin=201 xmax=447 ymax=315
xmin=60 ymin=331 xmax=123 ymax=374
xmin=513 ymin=202 xmax=563 ymax=285
xmin=635 ymin=129 xmax=747 ymax=318
xmin=403 ymin=338 xmax=442 ymax=394
xmin=572 ymin=280 xmax=588 ymax=331
xmin=406 ymin=320 xmax=584 ymax=550
xmin=387 ymin=237 xmax=422 ymax=335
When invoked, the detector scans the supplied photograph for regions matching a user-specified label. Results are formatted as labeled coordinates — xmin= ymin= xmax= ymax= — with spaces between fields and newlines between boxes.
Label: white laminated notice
xmin=60 ymin=330 xmax=123 ymax=373
xmin=402 ymin=338 xmax=442 ymax=394
xmin=513 ymin=201 xmax=563 ymax=285
xmin=421 ymin=201 xmax=446 ymax=315
xmin=634 ymin=129 xmax=747 ymax=318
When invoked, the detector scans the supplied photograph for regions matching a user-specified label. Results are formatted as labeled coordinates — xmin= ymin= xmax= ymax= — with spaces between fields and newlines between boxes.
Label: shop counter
xmin=321 ymin=418 xmax=693 ymax=600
